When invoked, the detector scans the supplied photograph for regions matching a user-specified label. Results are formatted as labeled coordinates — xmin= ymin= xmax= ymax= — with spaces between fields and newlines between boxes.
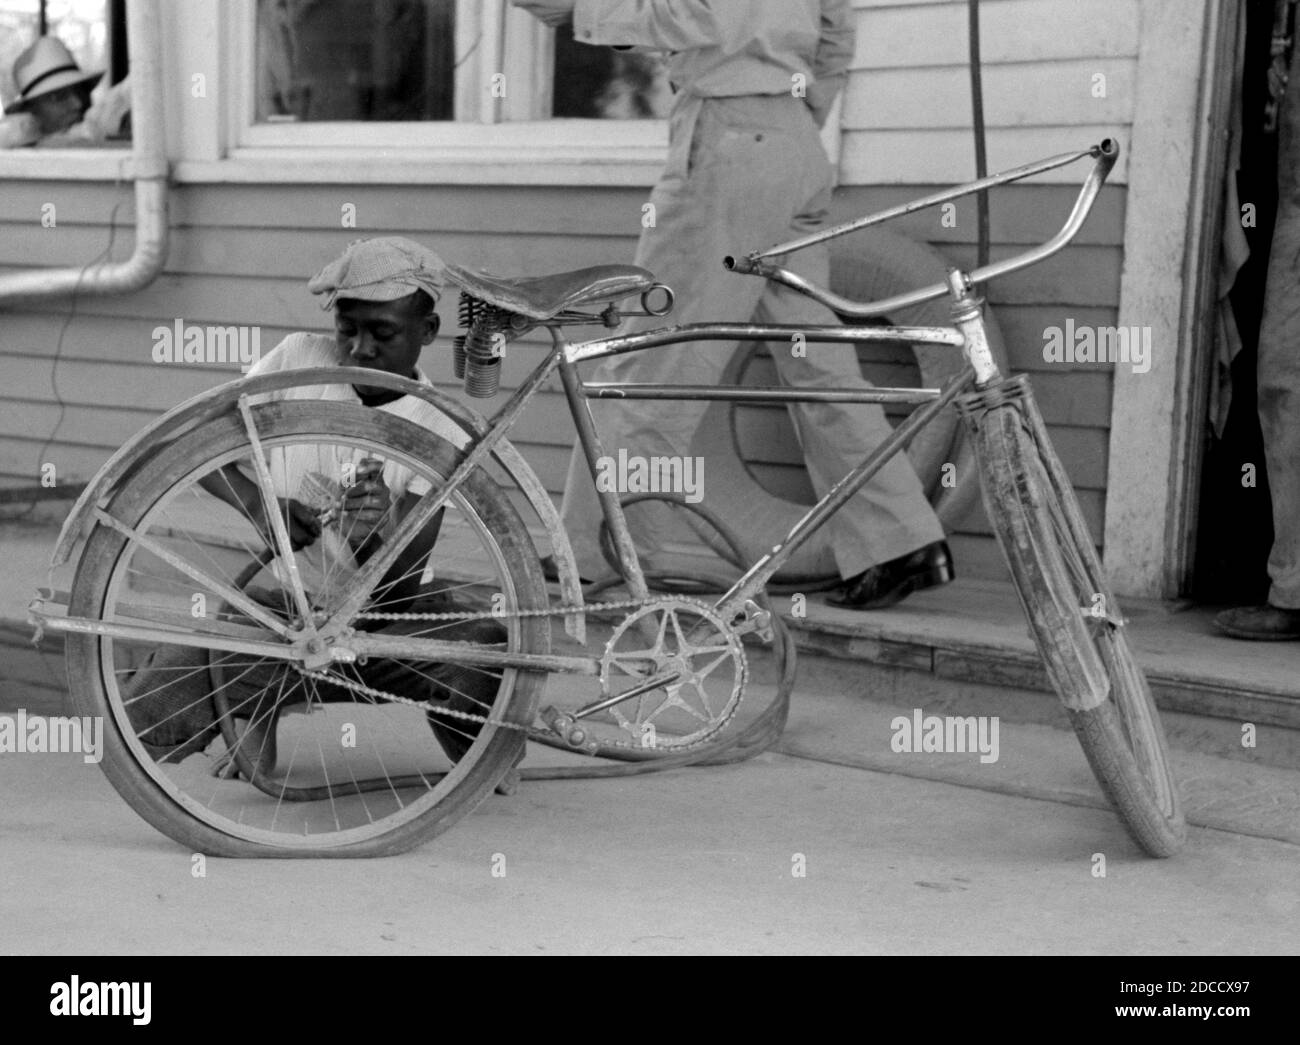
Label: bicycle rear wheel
xmin=963 ymin=378 xmax=1185 ymax=857
xmin=65 ymin=399 xmax=550 ymax=857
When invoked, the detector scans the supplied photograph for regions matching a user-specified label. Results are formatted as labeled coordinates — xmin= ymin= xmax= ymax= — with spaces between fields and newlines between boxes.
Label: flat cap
xmin=308 ymin=236 xmax=446 ymax=310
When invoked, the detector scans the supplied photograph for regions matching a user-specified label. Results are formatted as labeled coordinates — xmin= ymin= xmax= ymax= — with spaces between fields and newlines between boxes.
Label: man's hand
xmin=0 ymin=113 xmax=40 ymax=148
xmin=340 ymin=458 xmax=392 ymax=551
xmin=511 ymin=0 xmax=576 ymax=28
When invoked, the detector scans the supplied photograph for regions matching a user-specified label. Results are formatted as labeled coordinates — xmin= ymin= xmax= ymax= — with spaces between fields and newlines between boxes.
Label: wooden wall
xmin=0 ymin=0 xmax=1138 ymax=583
xmin=847 ymin=0 xmax=1137 ymax=185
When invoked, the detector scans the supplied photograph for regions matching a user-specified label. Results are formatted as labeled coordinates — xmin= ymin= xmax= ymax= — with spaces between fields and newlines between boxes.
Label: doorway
xmin=1192 ymin=0 xmax=1282 ymax=604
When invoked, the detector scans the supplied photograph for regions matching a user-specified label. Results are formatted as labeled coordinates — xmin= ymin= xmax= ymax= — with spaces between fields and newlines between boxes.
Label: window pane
xmin=551 ymin=23 xmax=671 ymax=119
xmin=255 ymin=0 xmax=454 ymax=122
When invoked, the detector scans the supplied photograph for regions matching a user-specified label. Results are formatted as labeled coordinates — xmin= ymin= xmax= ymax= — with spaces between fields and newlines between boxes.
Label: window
xmin=551 ymin=22 xmax=670 ymax=119
xmin=256 ymin=0 xmax=455 ymax=122
xmin=239 ymin=0 xmax=671 ymax=150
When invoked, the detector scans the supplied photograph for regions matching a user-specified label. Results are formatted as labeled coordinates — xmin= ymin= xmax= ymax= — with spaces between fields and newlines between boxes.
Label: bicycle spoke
xmin=68 ymin=400 xmax=549 ymax=855
xmin=236 ymin=396 xmax=315 ymax=626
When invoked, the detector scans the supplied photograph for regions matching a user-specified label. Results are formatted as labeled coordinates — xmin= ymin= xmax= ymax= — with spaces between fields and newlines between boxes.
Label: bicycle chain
xmin=308 ymin=595 xmax=742 ymax=751
xmin=295 ymin=664 xmax=546 ymax=739
xmin=356 ymin=595 xmax=652 ymax=624
xmin=333 ymin=596 xmax=657 ymax=744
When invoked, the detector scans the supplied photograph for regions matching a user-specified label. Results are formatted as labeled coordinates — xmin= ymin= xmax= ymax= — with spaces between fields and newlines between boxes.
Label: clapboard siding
xmin=831 ymin=183 xmax=1126 ymax=245
xmin=0 ymin=178 xmax=1121 ymax=579
xmin=0 ymin=239 xmax=1121 ymax=319
xmin=854 ymin=0 xmax=1141 ymax=65
xmin=0 ymin=0 xmax=1136 ymax=580
xmin=0 ymin=182 xmax=654 ymax=234
xmin=845 ymin=0 xmax=1138 ymax=185
xmin=845 ymin=61 xmax=1135 ymax=130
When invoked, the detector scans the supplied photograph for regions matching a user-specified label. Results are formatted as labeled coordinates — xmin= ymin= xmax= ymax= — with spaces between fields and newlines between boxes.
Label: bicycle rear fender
xmin=50 ymin=366 xmax=586 ymax=643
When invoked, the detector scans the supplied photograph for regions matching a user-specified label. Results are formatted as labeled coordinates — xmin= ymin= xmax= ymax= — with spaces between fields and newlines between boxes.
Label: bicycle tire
xmin=65 ymin=399 xmax=550 ymax=857
xmin=967 ymin=385 xmax=1185 ymax=857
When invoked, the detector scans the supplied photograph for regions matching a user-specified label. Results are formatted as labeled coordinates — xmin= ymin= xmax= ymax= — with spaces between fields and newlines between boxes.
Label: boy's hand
xmin=340 ymin=458 xmax=391 ymax=550
xmin=511 ymin=0 xmax=576 ymax=28
xmin=249 ymin=496 xmax=321 ymax=552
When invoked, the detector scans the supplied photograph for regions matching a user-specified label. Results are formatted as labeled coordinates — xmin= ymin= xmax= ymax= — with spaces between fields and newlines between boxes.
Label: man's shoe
xmin=828 ymin=540 xmax=954 ymax=610
xmin=1212 ymin=604 xmax=1300 ymax=641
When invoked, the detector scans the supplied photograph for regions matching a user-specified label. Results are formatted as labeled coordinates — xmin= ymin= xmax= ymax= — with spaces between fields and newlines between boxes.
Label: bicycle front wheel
xmin=964 ymin=379 xmax=1185 ymax=857
xmin=65 ymin=399 xmax=550 ymax=857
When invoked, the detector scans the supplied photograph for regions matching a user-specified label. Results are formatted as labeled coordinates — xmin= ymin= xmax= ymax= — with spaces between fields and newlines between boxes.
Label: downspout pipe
xmin=0 ymin=0 xmax=168 ymax=305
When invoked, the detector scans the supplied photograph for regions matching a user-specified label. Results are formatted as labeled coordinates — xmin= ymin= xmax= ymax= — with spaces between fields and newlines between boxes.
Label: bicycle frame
xmin=33 ymin=140 xmax=1120 ymax=691
xmin=326 ymin=139 xmax=1118 ymax=668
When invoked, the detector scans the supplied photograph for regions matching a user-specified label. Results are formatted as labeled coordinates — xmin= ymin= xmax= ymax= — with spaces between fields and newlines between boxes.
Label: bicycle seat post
xmin=945 ymin=268 xmax=1002 ymax=388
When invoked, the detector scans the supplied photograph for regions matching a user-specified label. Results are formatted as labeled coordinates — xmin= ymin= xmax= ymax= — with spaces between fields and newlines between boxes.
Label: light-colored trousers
xmin=559 ymin=94 xmax=943 ymax=580
xmin=1257 ymin=41 xmax=1300 ymax=608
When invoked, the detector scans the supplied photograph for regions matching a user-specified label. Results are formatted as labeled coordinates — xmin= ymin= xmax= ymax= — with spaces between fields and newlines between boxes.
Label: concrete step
xmin=776 ymin=576 xmax=1300 ymax=763
xmin=757 ymin=657 xmax=1300 ymax=848
xmin=781 ymin=642 xmax=1300 ymax=771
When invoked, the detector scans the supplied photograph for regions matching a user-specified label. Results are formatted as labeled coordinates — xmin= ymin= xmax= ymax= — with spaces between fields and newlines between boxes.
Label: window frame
xmin=227 ymin=0 xmax=670 ymax=174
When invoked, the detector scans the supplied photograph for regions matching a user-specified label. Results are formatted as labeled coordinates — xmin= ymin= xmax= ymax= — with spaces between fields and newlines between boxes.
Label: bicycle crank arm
xmin=541 ymin=669 xmax=681 ymax=753
xmin=573 ymin=670 xmax=683 ymax=720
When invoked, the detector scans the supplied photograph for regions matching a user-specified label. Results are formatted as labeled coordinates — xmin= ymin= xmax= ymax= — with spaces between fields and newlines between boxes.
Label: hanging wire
xmin=3 ymin=202 xmax=124 ymax=521
xmin=968 ymin=0 xmax=991 ymax=274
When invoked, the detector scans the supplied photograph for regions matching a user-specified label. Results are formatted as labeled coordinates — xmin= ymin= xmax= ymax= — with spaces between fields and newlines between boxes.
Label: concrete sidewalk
xmin=3 ymin=507 xmax=1297 ymax=953
xmin=1 ymin=675 xmax=1296 ymax=955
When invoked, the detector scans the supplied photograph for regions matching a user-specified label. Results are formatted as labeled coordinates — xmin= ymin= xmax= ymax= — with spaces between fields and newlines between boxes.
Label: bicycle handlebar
xmin=723 ymin=138 xmax=1120 ymax=320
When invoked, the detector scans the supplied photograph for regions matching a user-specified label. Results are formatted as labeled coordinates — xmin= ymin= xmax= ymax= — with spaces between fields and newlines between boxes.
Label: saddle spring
xmin=453 ymin=293 xmax=513 ymax=398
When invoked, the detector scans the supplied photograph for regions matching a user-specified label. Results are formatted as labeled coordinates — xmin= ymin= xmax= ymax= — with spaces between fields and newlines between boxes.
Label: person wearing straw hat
xmin=0 ymin=36 xmax=129 ymax=148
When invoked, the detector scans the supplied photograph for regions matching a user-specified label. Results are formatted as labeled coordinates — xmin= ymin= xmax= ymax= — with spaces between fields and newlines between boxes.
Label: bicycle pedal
xmin=540 ymin=706 xmax=600 ymax=755
xmin=732 ymin=599 xmax=773 ymax=643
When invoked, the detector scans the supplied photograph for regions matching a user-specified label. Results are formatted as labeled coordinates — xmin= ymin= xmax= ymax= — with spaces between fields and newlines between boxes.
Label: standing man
xmin=1216 ymin=0 xmax=1300 ymax=640
xmin=515 ymin=0 xmax=952 ymax=608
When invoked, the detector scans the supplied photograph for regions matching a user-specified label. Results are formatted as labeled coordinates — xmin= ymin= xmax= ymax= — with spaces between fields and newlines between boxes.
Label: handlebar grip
xmin=1093 ymin=137 xmax=1120 ymax=182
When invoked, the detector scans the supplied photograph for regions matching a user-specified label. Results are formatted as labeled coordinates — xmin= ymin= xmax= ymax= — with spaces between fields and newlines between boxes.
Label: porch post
xmin=1105 ymin=0 xmax=1223 ymax=598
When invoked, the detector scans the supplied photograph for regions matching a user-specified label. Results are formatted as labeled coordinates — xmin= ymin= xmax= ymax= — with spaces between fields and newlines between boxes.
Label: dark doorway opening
xmin=1192 ymin=0 xmax=1281 ymax=605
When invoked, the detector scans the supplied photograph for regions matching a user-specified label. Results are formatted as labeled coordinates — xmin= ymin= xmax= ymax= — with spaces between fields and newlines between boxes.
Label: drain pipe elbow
xmin=0 ymin=0 xmax=169 ymax=306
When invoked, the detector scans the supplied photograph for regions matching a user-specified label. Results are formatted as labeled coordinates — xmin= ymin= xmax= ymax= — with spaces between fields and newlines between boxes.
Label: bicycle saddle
xmin=444 ymin=262 xmax=656 ymax=321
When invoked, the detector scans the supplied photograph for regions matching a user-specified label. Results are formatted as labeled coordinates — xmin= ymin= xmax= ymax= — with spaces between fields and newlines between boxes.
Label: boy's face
xmin=333 ymin=292 xmax=439 ymax=396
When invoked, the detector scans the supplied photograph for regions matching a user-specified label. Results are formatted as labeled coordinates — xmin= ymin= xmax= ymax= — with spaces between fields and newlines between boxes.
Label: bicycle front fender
xmin=51 ymin=366 xmax=586 ymax=643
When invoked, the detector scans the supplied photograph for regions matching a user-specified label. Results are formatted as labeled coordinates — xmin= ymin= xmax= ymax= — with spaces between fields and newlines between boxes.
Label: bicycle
xmin=29 ymin=138 xmax=1186 ymax=859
